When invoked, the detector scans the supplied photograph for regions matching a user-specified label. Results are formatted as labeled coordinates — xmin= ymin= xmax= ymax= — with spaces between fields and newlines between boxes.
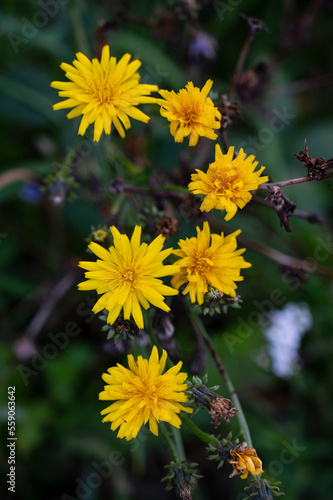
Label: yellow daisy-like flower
xmin=171 ymin=221 xmax=251 ymax=304
xmin=99 ymin=345 xmax=193 ymax=440
xmin=78 ymin=226 xmax=179 ymax=329
xmin=51 ymin=45 xmax=158 ymax=142
xmin=188 ymin=144 xmax=269 ymax=220
xmin=157 ymin=80 xmax=221 ymax=146
xmin=229 ymin=442 xmax=264 ymax=479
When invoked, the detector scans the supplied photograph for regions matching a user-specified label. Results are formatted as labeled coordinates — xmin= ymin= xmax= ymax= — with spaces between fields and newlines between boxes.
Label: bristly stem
xmin=181 ymin=414 xmax=218 ymax=447
xmin=68 ymin=0 xmax=90 ymax=55
xmin=123 ymin=184 xmax=188 ymax=198
xmin=185 ymin=300 xmax=253 ymax=448
xmin=171 ymin=426 xmax=186 ymax=462
xmin=258 ymin=172 xmax=333 ymax=189
xmin=160 ymin=422 xmax=179 ymax=462
xmin=227 ymin=34 xmax=252 ymax=100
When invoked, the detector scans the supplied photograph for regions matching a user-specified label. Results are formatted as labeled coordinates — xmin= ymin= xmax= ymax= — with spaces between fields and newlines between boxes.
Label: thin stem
xmin=25 ymin=273 xmax=76 ymax=339
xmin=201 ymin=330 xmax=253 ymax=448
xmin=68 ymin=0 xmax=90 ymax=54
xmin=185 ymin=301 xmax=253 ymax=447
xmin=181 ymin=414 xmax=218 ymax=447
xmin=171 ymin=426 xmax=186 ymax=462
xmin=219 ymin=129 xmax=230 ymax=155
xmin=228 ymin=34 xmax=252 ymax=100
xmin=252 ymin=195 xmax=328 ymax=227
xmin=160 ymin=422 xmax=179 ymax=462
xmin=123 ymin=184 xmax=188 ymax=199
xmin=259 ymin=172 xmax=333 ymax=190
xmin=212 ymin=218 xmax=333 ymax=280
xmin=238 ymin=231 xmax=333 ymax=279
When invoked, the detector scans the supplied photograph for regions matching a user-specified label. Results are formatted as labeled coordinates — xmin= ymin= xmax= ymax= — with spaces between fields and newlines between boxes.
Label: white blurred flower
xmin=264 ymin=302 xmax=312 ymax=378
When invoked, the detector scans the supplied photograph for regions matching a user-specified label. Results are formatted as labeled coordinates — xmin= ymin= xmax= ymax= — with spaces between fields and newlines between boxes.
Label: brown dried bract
xmin=236 ymin=62 xmax=269 ymax=103
xmin=294 ymin=139 xmax=333 ymax=180
xmin=241 ymin=15 xmax=268 ymax=41
xmin=208 ymin=396 xmax=238 ymax=427
xmin=156 ymin=216 xmax=179 ymax=238
xmin=218 ymin=97 xmax=242 ymax=130
xmin=266 ymin=186 xmax=296 ymax=232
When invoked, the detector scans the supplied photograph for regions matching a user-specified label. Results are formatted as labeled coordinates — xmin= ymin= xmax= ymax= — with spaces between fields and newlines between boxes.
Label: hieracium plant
xmin=49 ymin=12 xmax=332 ymax=499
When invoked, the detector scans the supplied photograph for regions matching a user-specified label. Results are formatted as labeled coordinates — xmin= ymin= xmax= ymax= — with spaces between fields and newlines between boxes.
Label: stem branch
xmin=185 ymin=301 xmax=253 ymax=447
xmin=181 ymin=414 xmax=218 ymax=447
xmin=160 ymin=422 xmax=179 ymax=462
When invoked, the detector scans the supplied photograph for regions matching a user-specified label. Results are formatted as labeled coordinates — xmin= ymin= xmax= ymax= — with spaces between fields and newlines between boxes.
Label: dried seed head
xmin=109 ymin=177 xmax=125 ymax=195
xmin=266 ymin=186 xmax=296 ymax=232
xmin=156 ymin=216 xmax=179 ymax=238
xmin=192 ymin=385 xmax=238 ymax=426
xmin=209 ymin=396 xmax=238 ymax=427
xmin=236 ymin=62 xmax=269 ymax=103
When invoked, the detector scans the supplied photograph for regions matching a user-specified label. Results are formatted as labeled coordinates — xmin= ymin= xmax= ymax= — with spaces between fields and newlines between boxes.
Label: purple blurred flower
xmin=20 ymin=182 xmax=42 ymax=204
xmin=188 ymin=32 xmax=218 ymax=61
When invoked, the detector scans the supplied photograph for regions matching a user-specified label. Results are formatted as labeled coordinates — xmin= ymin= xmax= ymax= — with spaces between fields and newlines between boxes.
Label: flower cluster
xmin=51 ymin=46 xmax=222 ymax=146
xmin=52 ymin=44 xmax=269 ymax=495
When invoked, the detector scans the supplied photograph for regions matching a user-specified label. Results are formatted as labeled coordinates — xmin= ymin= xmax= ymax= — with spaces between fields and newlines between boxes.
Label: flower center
xmin=192 ymin=252 xmax=212 ymax=276
xmin=96 ymin=82 xmax=114 ymax=104
xmin=181 ymin=104 xmax=200 ymax=124
xmin=211 ymin=170 xmax=244 ymax=196
xmin=123 ymin=268 xmax=136 ymax=284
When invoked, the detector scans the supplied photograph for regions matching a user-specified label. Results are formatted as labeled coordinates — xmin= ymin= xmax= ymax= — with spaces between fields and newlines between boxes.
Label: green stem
xmin=185 ymin=301 xmax=253 ymax=448
xmin=160 ymin=422 xmax=179 ymax=462
xmin=181 ymin=414 xmax=218 ymax=447
xmin=123 ymin=184 xmax=189 ymax=199
xmin=68 ymin=0 xmax=90 ymax=54
xmin=171 ymin=426 xmax=186 ymax=462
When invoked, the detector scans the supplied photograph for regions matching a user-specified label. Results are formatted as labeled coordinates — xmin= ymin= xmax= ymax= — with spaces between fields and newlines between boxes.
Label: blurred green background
xmin=1 ymin=0 xmax=333 ymax=499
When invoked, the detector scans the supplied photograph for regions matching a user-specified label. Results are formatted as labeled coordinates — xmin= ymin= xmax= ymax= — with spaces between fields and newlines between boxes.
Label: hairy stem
xmin=181 ymin=414 xmax=218 ymax=447
xmin=172 ymin=426 xmax=186 ymax=462
xmin=123 ymin=184 xmax=188 ymax=199
xmin=185 ymin=301 xmax=253 ymax=447
xmin=259 ymin=172 xmax=333 ymax=189
xmin=160 ymin=422 xmax=179 ymax=462
xmin=252 ymin=195 xmax=328 ymax=227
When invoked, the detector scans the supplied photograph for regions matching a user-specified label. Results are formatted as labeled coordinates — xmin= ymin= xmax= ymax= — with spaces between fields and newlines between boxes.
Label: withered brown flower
xmin=229 ymin=442 xmax=263 ymax=479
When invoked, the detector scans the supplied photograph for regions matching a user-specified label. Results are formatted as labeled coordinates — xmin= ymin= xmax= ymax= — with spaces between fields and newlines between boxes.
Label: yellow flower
xmin=171 ymin=221 xmax=251 ymax=304
xmin=229 ymin=442 xmax=263 ymax=479
xmin=157 ymin=80 xmax=221 ymax=146
xmin=188 ymin=145 xmax=269 ymax=220
xmin=78 ymin=226 xmax=179 ymax=329
xmin=51 ymin=45 xmax=158 ymax=142
xmin=99 ymin=345 xmax=193 ymax=440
